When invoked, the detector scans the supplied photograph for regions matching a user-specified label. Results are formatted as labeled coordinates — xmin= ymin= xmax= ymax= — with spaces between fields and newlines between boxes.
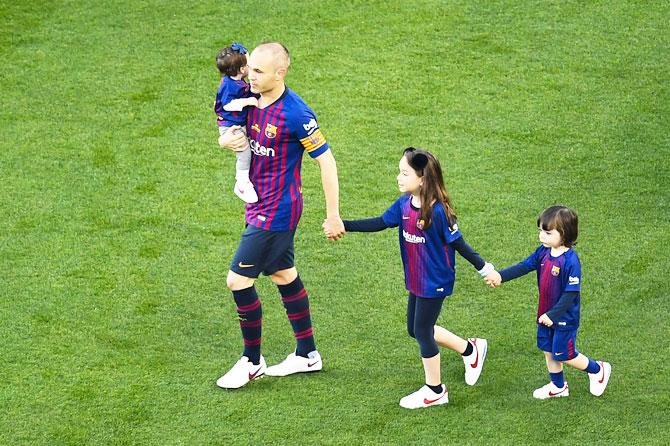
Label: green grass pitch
xmin=1 ymin=1 xmax=668 ymax=444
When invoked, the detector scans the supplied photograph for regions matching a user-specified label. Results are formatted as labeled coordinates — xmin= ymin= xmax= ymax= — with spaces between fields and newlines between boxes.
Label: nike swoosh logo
xmin=470 ymin=340 xmax=479 ymax=368
xmin=423 ymin=390 xmax=447 ymax=405
xmin=549 ymin=387 xmax=567 ymax=396
xmin=307 ymin=360 xmax=321 ymax=368
xmin=598 ymin=362 xmax=606 ymax=384
xmin=238 ymin=262 xmax=255 ymax=268
xmin=248 ymin=366 xmax=263 ymax=380
xmin=402 ymin=216 xmax=410 ymax=220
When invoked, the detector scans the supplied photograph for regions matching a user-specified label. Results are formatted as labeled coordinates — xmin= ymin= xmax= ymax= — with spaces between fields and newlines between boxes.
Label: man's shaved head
xmin=254 ymin=42 xmax=290 ymax=70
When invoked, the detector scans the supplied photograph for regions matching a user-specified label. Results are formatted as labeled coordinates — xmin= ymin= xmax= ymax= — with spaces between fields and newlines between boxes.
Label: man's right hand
xmin=218 ymin=126 xmax=248 ymax=152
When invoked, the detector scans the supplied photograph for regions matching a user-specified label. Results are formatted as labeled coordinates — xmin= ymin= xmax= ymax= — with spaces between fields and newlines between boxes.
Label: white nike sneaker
xmin=234 ymin=180 xmax=258 ymax=203
xmin=588 ymin=361 xmax=611 ymax=396
xmin=463 ymin=338 xmax=488 ymax=386
xmin=216 ymin=356 xmax=266 ymax=389
xmin=399 ymin=385 xmax=449 ymax=409
xmin=533 ymin=381 xmax=569 ymax=399
xmin=265 ymin=351 xmax=322 ymax=377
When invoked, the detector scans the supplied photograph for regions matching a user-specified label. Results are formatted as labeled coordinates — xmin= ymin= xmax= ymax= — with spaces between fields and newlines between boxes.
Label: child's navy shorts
xmin=537 ymin=325 xmax=579 ymax=361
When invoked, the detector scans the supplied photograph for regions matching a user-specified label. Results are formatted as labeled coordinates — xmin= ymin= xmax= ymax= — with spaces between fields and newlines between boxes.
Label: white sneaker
xmin=399 ymin=385 xmax=449 ymax=409
xmin=533 ymin=381 xmax=569 ymax=399
xmin=265 ymin=351 xmax=322 ymax=377
xmin=216 ymin=356 xmax=266 ymax=389
xmin=588 ymin=361 xmax=611 ymax=396
xmin=463 ymin=338 xmax=488 ymax=385
xmin=234 ymin=180 xmax=258 ymax=203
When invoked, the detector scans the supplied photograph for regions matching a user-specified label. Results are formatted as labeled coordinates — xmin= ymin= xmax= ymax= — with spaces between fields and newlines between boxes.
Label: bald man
xmin=216 ymin=42 xmax=345 ymax=389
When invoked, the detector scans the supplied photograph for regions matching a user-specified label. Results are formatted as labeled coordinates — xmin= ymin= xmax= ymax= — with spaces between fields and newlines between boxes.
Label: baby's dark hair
xmin=216 ymin=43 xmax=248 ymax=77
xmin=537 ymin=205 xmax=578 ymax=247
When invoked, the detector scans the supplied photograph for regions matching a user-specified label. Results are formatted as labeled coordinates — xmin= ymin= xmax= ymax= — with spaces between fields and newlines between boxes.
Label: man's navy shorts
xmin=230 ymin=225 xmax=296 ymax=278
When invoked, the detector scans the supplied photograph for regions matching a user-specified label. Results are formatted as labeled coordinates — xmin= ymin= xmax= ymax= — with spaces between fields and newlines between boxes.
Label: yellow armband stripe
xmin=300 ymin=129 xmax=327 ymax=153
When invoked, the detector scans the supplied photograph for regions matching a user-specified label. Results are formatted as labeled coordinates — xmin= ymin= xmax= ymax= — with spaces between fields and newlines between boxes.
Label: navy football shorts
xmin=537 ymin=325 xmax=579 ymax=361
xmin=230 ymin=225 xmax=296 ymax=278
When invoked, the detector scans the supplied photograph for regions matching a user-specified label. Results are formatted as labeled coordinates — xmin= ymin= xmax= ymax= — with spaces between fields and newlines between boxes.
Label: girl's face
xmin=539 ymin=227 xmax=563 ymax=249
xmin=397 ymin=156 xmax=423 ymax=195
xmin=240 ymin=55 xmax=249 ymax=77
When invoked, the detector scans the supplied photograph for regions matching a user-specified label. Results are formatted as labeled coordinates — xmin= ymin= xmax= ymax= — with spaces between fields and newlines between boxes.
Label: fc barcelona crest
xmin=265 ymin=123 xmax=278 ymax=139
xmin=551 ymin=265 xmax=560 ymax=276
xmin=416 ymin=219 xmax=425 ymax=230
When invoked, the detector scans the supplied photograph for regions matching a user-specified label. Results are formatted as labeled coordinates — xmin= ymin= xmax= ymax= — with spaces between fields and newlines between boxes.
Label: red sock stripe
xmin=281 ymin=288 xmax=307 ymax=303
xmin=237 ymin=299 xmax=261 ymax=313
xmin=294 ymin=328 xmax=313 ymax=339
xmin=240 ymin=319 xmax=262 ymax=327
xmin=287 ymin=309 xmax=311 ymax=321
xmin=244 ymin=337 xmax=262 ymax=346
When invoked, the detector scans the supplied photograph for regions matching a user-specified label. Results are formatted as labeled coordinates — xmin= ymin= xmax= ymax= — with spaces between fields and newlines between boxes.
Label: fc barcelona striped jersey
xmin=382 ymin=195 xmax=462 ymax=298
xmin=244 ymin=87 xmax=329 ymax=231
xmin=521 ymin=246 xmax=582 ymax=329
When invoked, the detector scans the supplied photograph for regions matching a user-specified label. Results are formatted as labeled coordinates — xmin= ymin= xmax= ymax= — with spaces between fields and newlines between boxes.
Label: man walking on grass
xmin=216 ymin=42 xmax=344 ymax=388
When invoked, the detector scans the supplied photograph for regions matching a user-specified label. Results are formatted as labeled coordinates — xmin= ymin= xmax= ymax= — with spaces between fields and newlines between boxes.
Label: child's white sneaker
xmin=234 ymin=180 xmax=258 ymax=203
xmin=463 ymin=338 xmax=488 ymax=385
xmin=588 ymin=361 xmax=611 ymax=396
xmin=399 ymin=385 xmax=449 ymax=409
xmin=533 ymin=381 xmax=569 ymax=399
xmin=265 ymin=351 xmax=322 ymax=377
xmin=216 ymin=356 xmax=266 ymax=389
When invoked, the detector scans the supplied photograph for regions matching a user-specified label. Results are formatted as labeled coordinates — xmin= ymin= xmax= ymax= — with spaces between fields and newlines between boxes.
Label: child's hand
xmin=538 ymin=313 xmax=553 ymax=327
xmin=485 ymin=271 xmax=502 ymax=288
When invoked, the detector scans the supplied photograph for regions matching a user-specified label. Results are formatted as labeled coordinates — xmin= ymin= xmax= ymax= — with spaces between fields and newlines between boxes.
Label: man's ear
xmin=275 ymin=67 xmax=287 ymax=79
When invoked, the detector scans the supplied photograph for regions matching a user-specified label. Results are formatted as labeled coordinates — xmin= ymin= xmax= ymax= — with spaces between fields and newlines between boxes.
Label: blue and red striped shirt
xmin=519 ymin=246 xmax=582 ymax=329
xmin=244 ymin=87 xmax=329 ymax=231
xmin=214 ymin=76 xmax=253 ymax=127
xmin=382 ymin=195 xmax=462 ymax=298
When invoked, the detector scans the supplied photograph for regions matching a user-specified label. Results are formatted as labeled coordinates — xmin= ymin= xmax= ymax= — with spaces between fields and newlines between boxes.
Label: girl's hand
xmin=538 ymin=313 xmax=553 ymax=327
xmin=485 ymin=271 xmax=502 ymax=288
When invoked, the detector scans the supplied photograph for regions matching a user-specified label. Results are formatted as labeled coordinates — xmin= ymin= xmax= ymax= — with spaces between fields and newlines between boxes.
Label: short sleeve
xmin=434 ymin=205 xmax=461 ymax=244
xmin=382 ymin=198 xmax=402 ymax=228
xmin=564 ymin=254 xmax=582 ymax=292
xmin=293 ymin=106 xmax=329 ymax=158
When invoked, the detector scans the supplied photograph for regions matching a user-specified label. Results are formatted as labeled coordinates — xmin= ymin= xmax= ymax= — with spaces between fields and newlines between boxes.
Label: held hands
xmin=218 ymin=126 xmax=248 ymax=152
xmin=485 ymin=270 xmax=502 ymax=288
xmin=322 ymin=216 xmax=345 ymax=241
xmin=538 ymin=313 xmax=554 ymax=327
